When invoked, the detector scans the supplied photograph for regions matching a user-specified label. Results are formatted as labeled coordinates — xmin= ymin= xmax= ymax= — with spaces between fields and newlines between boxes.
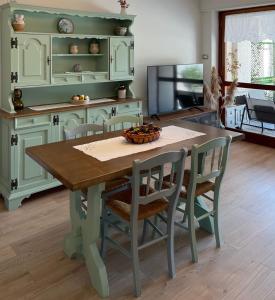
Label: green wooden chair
xmin=103 ymin=115 xmax=143 ymax=133
xmin=101 ymin=149 xmax=187 ymax=297
xmin=162 ymin=136 xmax=232 ymax=263
xmin=64 ymin=123 xmax=103 ymax=140
xmin=64 ymin=123 xmax=129 ymax=209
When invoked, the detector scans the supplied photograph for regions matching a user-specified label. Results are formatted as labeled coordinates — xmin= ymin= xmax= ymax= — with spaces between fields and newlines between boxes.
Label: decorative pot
xmin=115 ymin=26 xmax=127 ymax=36
xmin=118 ymin=86 xmax=127 ymax=99
xmin=13 ymin=89 xmax=24 ymax=111
xmin=89 ymin=39 xmax=100 ymax=54
xmin=12 ymin=14 xmax=25 ymax=32
xmin=69 ymin=44 xmax=79 ymax=54
xmin=120 ymin=7 xmax=127 ymax=15
xmin=73 ymin=64 xmax=82 ymax=72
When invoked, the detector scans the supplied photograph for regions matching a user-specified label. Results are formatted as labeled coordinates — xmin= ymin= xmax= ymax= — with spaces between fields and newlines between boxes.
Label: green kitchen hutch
xmin=0 ymin=3 xmax=142 ymax=210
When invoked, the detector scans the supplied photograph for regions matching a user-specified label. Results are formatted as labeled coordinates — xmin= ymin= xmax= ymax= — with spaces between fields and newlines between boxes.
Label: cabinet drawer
xmin=82 ymin=72 xmax=108 ymax=83
xmin=226 ymin=108 xmax=235 ymax=117
xmin=116 ymin=101 xmax=141 ymax=114
xmin=225 ymin=117 xmax=235 ymax=127
xmin=15 ymin=115 xmax=52 ymax=130
xmin=52 ymin=74 xmax=82 ymax=84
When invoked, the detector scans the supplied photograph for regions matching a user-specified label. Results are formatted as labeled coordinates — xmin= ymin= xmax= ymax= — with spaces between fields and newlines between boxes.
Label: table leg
xmin=194 ymin=197 xmax=214 ymax=234
xmin=64 ymin=184 xmax=109 ymax=298
xmin=64 ymin=190 xmax=83 ymax=258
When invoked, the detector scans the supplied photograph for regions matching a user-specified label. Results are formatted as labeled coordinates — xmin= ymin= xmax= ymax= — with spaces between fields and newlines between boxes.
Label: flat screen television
xmin=147 ymin=64 xmax=204 ymax=116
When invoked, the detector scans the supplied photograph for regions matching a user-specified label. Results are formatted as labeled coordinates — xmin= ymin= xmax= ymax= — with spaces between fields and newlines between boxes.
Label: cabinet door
xmin=116 ymin=101 xmax=142 ymax=116
xmin=87 ymin=107 xmax=112 ymax=130
xmin=0 ymin=119 xmax=14 ymax=190
xmin=14 ymin=125 xmax=52 ymax=191
xmin=52 ymin=110 xmax=86 ymax=142
xmin=110 ymin=37 xmax=134 ymax=80
xmin=11 ymin=34 xmax=51 ymax=86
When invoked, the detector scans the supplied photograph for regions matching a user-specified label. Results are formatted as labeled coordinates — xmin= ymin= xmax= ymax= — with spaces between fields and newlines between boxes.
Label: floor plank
xmin=0 ymin=141 xmax=275 ymax=299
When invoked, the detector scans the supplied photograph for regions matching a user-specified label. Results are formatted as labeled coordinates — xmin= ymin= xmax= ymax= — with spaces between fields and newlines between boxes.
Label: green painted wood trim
xmin=64 ymin=186 xmax=109 ymax=297
xmin=0 ymin=179 xmax=61 ymax=211
xmin=194 ymin=197 xmax=214 ymax=234
xmin=5 ymin=3 xmax=136 ymax=21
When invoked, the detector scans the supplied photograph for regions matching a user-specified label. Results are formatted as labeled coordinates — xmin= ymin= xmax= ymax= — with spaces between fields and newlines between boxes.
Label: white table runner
xmin=74 ymin=125 xmax=205 ymax=162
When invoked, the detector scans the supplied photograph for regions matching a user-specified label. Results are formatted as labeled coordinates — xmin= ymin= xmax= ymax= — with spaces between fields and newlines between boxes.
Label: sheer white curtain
xmin=225 ymin=11 xmax=275 ymax=43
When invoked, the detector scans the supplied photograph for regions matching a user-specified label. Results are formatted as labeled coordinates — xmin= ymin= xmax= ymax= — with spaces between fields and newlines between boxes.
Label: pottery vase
xmin=89 ymin=42 xmax=100 ymax=54
xmin=120 ymin=7 xmax=127 ymax=15
xmin=12 ymin=14 xmax=25 ymax=32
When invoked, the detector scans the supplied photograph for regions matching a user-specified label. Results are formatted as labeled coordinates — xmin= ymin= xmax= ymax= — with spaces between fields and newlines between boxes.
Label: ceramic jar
xmin=89 ymin=39 xmax=100 ymax=54
xmin=12 ymin=14 xmax=25 ymax=32
xmin=69 ymin=44 xmax=79 ymax=54
xmin=120 ymin=7 xmax=127 ymax=15
xmin=115 ymin=26 xmax=127 ymax=36
xmin=118 ymin=86 xmax=127 ymax=99
xmin=73 ymin=64 xmax=82 ymax=72
xmin=13 ymin=89 xmax=24 ymax=111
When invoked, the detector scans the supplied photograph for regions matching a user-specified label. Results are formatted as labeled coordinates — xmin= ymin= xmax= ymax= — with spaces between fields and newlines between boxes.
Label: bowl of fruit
xmin=123 ymin=124 xmax=161 ymax=144
xmin=71 ymin=95 xmax=90 ymax=105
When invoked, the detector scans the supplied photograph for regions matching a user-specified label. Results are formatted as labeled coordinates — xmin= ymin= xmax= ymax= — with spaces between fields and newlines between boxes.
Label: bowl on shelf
xmin=115 ymin=26 xmax=127 ymax=36
xmin=71 ymin=95 xmax=90 ymax=105
xmin=123 ymin=124 xmax=161 ymax=144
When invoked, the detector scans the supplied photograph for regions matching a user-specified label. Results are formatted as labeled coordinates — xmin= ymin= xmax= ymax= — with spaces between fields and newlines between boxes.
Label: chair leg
xmin=240 ymin=108 xmax=245 ymax=130
xmin=188 ymin=203 xmax=198 ymax=263
xmin=100 ymin=206 xmax=108 ymax=258
xmin=140 ymin=219 xmax=148 ymax=245
xmin=261 ymin=122 xmax=264 ymax=134
xmin=151 ymin=215 xmax=159 ymax=239
xmin=131 ymin=223 xmax=141 ymax=297
xmin=213 ymin=192 xmax=222 ymax=248
xmin=167 ymin=207 xmax=176 ymax=278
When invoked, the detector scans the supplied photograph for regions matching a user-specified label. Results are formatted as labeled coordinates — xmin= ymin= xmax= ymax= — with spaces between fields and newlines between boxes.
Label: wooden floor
xmin=1 ymin=141 xmax=275 ymax=300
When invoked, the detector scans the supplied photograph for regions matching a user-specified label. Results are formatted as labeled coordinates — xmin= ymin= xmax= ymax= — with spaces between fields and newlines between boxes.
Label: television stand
xmin=187 ymin=106 xmax=204 ymax=112
xmin=145 ymin=108 xmax=218 ymax=127
xmin=150 ymin=114 xmax=160 ymax=121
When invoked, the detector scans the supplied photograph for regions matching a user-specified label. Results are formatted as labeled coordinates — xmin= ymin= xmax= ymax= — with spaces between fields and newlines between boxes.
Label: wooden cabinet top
xmin=2 ymin=3 xmax=136 ymax=21
xmin=0 ymin=98 xmax=142 ymax=119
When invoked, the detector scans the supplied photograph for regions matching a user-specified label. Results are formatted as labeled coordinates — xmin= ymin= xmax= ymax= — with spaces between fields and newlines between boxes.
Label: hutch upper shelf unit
xmin=1 ymin=3 xmax=135 ymax=113
xmin=0 ymin=3 xmax=141 ymax=211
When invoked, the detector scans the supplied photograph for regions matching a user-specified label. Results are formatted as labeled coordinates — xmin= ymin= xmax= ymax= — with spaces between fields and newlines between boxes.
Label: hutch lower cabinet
xmin=0 ymin=100 xmax=142 ymax=210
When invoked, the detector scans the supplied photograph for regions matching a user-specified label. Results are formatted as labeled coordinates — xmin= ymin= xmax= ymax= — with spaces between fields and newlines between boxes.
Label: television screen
xmin=147 ymin=64 xmax=204 ymax=116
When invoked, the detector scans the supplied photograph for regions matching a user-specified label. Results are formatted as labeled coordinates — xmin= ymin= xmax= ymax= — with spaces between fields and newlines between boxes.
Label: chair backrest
xmin=103 ymin=115 xmax=143 ymax=133
xmin=187 ymin=136 xmax=232 ymax=199
xmin=131 ymin=149 xmax=187 ymax=222
xmin=254 ymin=105 xmax=275 ymax=124
xmin=235 ymin=95 xmax=252 ymax=120
xmin=64 ymin=123 xmax=103 ymax=140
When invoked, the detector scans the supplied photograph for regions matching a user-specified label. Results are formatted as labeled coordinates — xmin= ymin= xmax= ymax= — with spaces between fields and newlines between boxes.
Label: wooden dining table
xmin=26 ymin=119 xmax=243 ymax=298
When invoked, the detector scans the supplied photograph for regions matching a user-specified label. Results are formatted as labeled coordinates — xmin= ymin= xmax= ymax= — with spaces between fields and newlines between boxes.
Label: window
xmin=219 ymin=6 xmax=275 ymax=101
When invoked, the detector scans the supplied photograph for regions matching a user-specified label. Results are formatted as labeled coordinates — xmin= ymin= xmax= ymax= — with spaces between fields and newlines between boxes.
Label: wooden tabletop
xmin=26 ymin=120 xmax=244 ymax=191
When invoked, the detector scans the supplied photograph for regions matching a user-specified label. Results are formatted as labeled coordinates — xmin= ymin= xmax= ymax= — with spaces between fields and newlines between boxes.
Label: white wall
xmin=2 ymin=0 xmax=202 ymax=109
xmin=201 ymin=10 xmax=218 ymax=84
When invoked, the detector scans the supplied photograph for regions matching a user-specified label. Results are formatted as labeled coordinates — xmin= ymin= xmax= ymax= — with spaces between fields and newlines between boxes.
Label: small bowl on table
xmin=123 ymin=124 xmax=161 ymax=144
